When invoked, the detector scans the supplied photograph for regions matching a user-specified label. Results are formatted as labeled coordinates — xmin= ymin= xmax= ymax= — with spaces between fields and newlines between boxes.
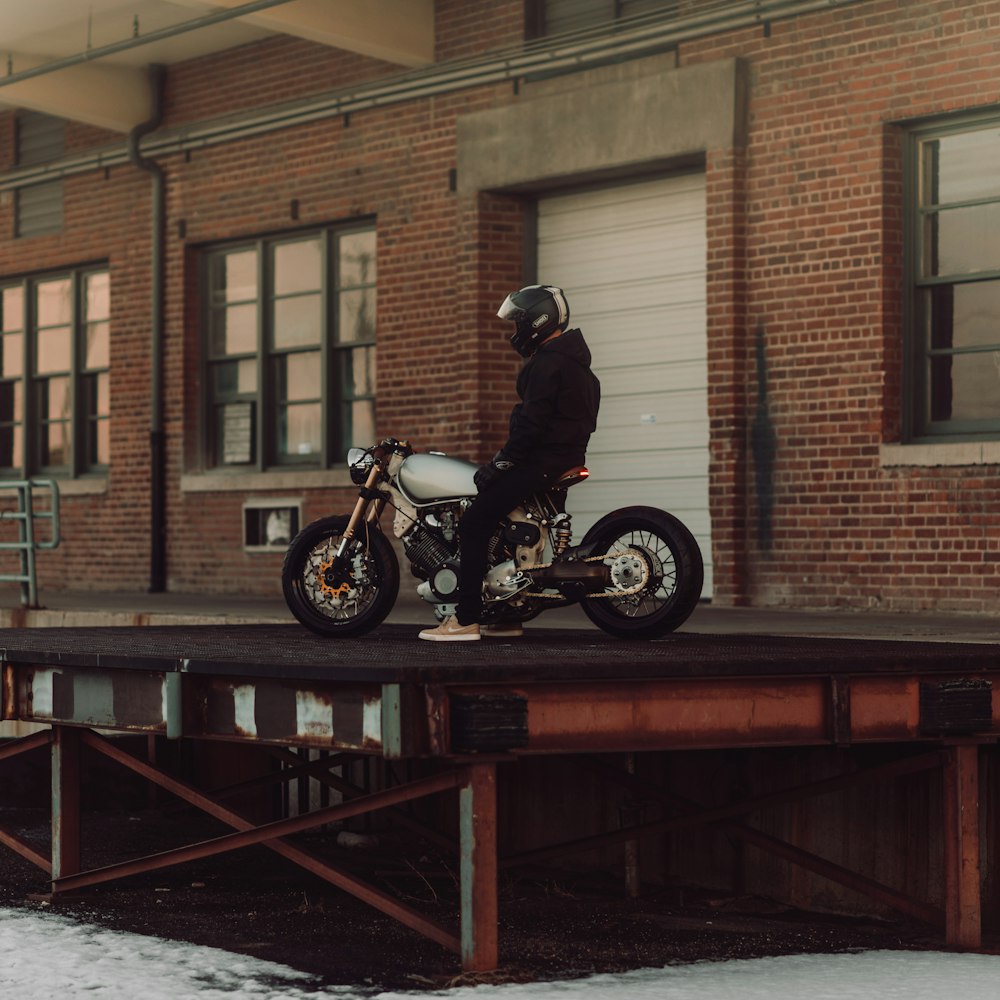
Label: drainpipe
xmin=127 ymin=64 xmax=167 ymax=593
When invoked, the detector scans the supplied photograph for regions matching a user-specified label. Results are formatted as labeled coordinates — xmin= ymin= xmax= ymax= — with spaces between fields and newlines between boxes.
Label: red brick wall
xmin=4 ymin=1 xmax=1000 ymax=609
xmin=682 ymin=0 xmax=1000 ymax=611
xmin=0 ymin=122 xmax=155 ymax=592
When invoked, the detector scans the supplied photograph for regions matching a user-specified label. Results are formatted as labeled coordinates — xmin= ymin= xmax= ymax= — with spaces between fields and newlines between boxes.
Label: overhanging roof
xmin=0 ymin=0 xmax=435 ymax=132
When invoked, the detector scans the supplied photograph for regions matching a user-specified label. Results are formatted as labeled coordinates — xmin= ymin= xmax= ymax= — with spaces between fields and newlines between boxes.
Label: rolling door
xmin=536 ymin=173 xmax=712 ymax=594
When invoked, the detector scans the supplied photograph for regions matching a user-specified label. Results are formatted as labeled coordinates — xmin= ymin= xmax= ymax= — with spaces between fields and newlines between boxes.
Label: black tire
xmin=282 ymin=516 xmax=399 ymax=637
xmin=580 ymin=505 xmax=703 ymax=639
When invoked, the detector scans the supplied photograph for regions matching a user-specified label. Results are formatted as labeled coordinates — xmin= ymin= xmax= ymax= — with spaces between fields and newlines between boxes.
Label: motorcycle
xmin=282 ymin=437 xmax=704 ymax=639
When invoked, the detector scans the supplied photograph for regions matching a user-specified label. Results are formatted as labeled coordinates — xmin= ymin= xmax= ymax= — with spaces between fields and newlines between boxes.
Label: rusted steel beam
xmin=201 ymin=749 xmax=356 ymax=800
xmin=2 ymin=662 xmax=13 ymax=719
xmin=51 ymin=726 xmax=81 ymax=885
xmin=728 ymin=822 xmax=942 ymax=925
xmin=425 ymin=685 xmax=449 ymax=756
xmin=183 ymin=675 xmax=384 ymax=751
xmin=0 ymin=823 xmax=52 ymax=873
xmin=460 ymin=763 xmax=498 ymax=972
xmin=582 ymin=749 xmax=946 ymax=819
xmin=10 ymin=665 xmax=171 ymax=733
xmin=520 ymin=676 xmax=830 ymax=750
xmin=502 ymin=749 xmax=948 ymax=927
xmin=514 ymin=678 xmax=817 ymax=751
xmin=454 ymin=672 xmax=994 ymax=752
xmin=74 ymin=731 xmax=462 ymax=953
xmin=943 ymin=742 xmax=982 ymax=949
xmin=830 ymin=676 xmax=852 ymax=746
xmin=0 ymin=730 xmax=55 ymax=872
xmin=0 ymin=729 xmax=52 ymax=761
xmin=54 ymin=766 xmax=465 ymax=890
xmin=6 ymin=665 xmax=397 ymax=754
xmin=267 ymin=746 xmax=456 ymax=853
xmin=504 ymin=749 xmax=945 ymax=868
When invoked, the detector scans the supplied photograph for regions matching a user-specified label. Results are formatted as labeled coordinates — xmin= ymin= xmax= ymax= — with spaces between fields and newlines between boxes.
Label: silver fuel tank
xmin=397 ymin=452 xmax=477 ymax=502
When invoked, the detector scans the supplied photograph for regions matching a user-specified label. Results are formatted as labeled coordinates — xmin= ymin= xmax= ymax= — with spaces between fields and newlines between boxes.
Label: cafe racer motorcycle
xmin=282 ymin=437 xmax=703 ymax=639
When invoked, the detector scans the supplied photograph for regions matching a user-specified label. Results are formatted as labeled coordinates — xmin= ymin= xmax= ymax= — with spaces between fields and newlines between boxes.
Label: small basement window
xmin=243 ymin=499 xmax=301 ymax=552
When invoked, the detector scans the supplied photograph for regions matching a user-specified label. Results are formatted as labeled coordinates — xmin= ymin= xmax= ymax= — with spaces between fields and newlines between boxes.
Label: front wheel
xmin=282 ymin=516 xmax=399 ymax=637
xmin=580 ymin=506 xmax=703 ymax=639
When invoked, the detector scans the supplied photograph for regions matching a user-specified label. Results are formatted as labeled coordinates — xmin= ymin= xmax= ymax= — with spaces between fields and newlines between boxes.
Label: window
xmin=243 ymin=500 xmax=301 ymax=551
xmin=905 ymin=118 xmax=1000 ymax=440
xmin=0 ymin=267 xmax=110 ymax=476
xmin=526 ymin=0 xmax=678 ymax=38
xmin=15 ymin=112 xmax=65 ymax=238
xmin=204 ymin=225 xmax=376 ymax=470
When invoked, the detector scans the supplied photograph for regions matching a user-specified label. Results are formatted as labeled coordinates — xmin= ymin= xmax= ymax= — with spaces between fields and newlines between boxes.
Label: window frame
xmin=200 ymin=221 xmax=377 ymax=473
xmin=903 ymin=112 xmax=1000 ymax=442
xmin=525 ymin=0 xmax=679 ymax=39
xmin=0 ymin=264 xmax=110 ymax=478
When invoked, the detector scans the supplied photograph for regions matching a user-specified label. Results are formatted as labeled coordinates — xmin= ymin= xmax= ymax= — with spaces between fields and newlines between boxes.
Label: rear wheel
xmin=580 ymin=506 xmax=703 ymax=639
xmin=282 ymin=516 xmax=399 ymax=637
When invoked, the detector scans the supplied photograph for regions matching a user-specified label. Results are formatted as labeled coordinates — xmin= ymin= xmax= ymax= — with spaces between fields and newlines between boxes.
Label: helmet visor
xmin=496 ymin=294 xmax=525 ymax=323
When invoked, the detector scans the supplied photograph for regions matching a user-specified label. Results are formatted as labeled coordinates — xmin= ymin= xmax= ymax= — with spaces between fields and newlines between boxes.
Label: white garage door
xmin=536 ymin=173 xmax=712 ymax=594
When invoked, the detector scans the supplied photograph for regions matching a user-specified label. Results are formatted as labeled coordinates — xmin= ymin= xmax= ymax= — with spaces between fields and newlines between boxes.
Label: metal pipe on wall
xmin=127 ymin=65 xmax=167 ymax=593
xmin=0 ymin=0 xmax=865 ymax=194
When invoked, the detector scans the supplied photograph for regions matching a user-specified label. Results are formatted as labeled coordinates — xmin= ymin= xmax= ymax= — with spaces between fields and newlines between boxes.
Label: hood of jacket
xmin=537 ymin=327 xmax=591 ymax=368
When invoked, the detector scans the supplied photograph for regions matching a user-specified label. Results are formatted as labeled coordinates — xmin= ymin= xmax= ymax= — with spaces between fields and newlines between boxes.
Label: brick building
xmin=0 ymin=0 xmax=999 ymax=612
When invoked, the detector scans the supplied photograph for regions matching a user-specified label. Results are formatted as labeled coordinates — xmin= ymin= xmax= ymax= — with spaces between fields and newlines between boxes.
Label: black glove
xmin=474 ymin=451 xmax=515 ymax=491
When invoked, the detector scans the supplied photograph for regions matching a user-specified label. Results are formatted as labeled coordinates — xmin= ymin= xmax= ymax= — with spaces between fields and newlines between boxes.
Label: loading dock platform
xmin=0 ymin=622 xmax=996 ymax=971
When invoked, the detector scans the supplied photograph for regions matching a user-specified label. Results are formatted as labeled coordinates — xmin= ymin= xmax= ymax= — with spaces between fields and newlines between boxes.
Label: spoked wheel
xmin=580 ymin=505 xmax=703 ymax=639
xmin=282 ymin=515 xmax=399 ymax=637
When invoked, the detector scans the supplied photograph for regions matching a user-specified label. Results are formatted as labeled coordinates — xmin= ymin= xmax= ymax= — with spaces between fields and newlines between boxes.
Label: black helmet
xmin=497 ymin=285 xmax=570 ymax=358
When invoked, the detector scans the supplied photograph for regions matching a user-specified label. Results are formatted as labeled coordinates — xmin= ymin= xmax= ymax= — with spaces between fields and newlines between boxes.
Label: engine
xmin=402 ymin=504 xmax=463 ymax=603
xmin=400 ymin=499 xmax=551 ymax=607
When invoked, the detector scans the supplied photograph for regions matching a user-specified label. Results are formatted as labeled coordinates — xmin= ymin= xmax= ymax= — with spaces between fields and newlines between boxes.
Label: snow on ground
xmin=1 ymin=905 xmax=999 ymax=999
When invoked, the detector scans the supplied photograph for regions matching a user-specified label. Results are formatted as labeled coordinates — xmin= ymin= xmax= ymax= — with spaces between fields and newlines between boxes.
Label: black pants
xmin=455 ymin=465 xmax=557 ymax=625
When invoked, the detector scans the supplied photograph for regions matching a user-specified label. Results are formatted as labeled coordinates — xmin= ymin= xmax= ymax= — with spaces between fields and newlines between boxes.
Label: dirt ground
xmin=0 ymin=804 xmax=948 ymax=992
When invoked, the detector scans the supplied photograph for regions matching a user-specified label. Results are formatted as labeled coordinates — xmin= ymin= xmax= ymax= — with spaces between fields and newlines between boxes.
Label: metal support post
xmin=459 ymin=762 xmax=498 ymax=972
xmin=943 ymin=742 xmax=981 ymax=949
xmin=623 ymin=753 xmax=640 ymax=898
xmin=51 ymin=726 xmax=81 ymax=886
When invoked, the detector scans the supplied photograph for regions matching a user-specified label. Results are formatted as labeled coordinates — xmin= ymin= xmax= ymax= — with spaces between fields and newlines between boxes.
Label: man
xmin=419 ymin=284 xmax=601 ymax=641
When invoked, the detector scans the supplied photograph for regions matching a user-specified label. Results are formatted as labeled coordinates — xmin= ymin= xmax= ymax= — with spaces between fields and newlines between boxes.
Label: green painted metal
xmin=50 ymin=726 xmax=81 ymax=884
xmin=165 ymin=672 xmax=182 ymax=739
xmin=459 ymin=763 xmax=498 ymax=971
xmin=380 ymin=683 xmax=401 ymax=758
xmin=0 ymin=480 xmax=60 ymax=607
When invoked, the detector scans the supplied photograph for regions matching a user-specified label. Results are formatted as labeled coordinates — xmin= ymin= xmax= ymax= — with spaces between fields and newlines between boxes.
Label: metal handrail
xmin=0 ymin=479 xmax=61 ymax=608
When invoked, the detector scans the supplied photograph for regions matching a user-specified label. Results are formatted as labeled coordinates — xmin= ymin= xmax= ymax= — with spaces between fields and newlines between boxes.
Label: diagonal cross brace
xmin=72 ymin=731 xmax=463 ymax=953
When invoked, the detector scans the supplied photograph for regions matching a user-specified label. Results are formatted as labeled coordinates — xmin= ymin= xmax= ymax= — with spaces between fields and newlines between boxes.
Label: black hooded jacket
xmin=502 ymin=328 xmax=601 ymax=472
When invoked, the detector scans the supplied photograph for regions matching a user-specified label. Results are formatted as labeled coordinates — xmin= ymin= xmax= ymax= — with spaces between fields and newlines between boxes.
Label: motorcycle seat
xmin=556 ymin=466 xmax=589 ymax=488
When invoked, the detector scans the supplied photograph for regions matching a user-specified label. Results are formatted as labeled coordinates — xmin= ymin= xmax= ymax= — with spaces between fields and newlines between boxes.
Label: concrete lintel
xmin=456 ymin=57 xmax=747 ymax=196
xmin=2 ymin=57 xmax=151 ymax=133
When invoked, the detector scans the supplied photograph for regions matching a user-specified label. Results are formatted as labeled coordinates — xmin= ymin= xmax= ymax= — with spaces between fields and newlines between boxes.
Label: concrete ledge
xmin=181 ymin=469 xmax=352 ymax=492
xmin=0 ymin=607 xmax=290 ymax=629
xmin=880 ymin=442 xmax=1000 ymax=467
xmin=52 ymin=477 xmax=108 ymax=496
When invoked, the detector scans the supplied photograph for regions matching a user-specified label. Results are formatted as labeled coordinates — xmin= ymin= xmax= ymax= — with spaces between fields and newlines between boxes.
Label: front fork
xmin=330 ymin=463 xmax=386 ymax=575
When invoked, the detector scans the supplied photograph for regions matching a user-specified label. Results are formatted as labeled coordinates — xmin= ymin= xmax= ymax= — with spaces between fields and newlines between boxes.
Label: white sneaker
xmin=418 ymin=616 xmax=481 ymax=641
xmin=481 ymin=622 xmax=524 ymax=638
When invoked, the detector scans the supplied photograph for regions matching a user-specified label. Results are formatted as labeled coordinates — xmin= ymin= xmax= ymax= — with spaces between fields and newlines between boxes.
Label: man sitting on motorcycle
xmin=418 ymin=284 xmax=601 ymax=641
